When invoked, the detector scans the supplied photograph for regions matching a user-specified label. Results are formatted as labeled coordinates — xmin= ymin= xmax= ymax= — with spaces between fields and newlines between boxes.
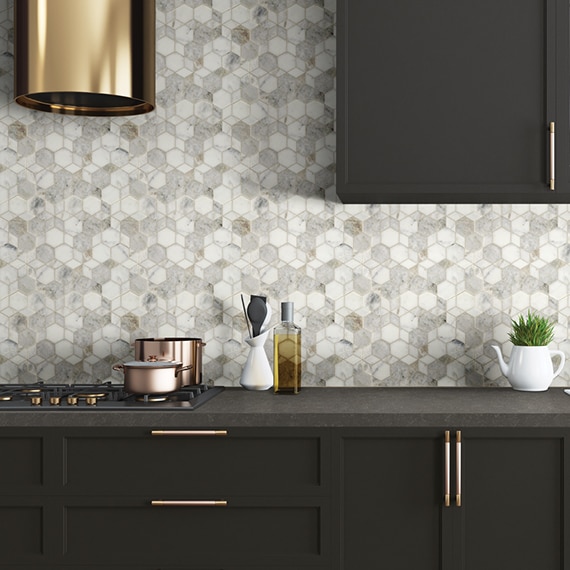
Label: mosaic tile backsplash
xmin=1 ymin=0 xmax=570 ymax=388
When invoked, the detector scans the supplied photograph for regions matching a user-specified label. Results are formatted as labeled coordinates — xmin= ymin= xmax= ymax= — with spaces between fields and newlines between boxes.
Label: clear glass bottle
xmin=273 ymin=302 xmax=302 ymax=394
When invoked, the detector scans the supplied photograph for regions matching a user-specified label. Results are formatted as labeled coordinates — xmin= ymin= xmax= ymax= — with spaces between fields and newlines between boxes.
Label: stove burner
xmin=74 ymin=392 xmax=107 ymax=399
xmin=136 ymin=394 xmax=168 ymax=402
xmin=0 ymin=382 xmax=223 ymax=410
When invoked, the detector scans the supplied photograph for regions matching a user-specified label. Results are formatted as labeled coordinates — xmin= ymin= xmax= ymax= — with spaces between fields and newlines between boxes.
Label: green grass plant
xmin=508 ymin=311 xmax=555 ymax=346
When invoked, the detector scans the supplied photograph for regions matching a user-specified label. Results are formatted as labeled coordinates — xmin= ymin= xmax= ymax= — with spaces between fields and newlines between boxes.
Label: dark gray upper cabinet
xmin=337 ymin=0 xmax=570 ymax=203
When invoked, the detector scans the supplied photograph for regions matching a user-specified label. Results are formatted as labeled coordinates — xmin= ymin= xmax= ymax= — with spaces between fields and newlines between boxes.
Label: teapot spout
xmin=491 ymin=344 xmax=509 ymax=377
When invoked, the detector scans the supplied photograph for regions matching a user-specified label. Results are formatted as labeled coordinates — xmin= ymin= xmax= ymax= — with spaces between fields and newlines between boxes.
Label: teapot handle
xmin=549 ymin=350 xmax=566 ymax=379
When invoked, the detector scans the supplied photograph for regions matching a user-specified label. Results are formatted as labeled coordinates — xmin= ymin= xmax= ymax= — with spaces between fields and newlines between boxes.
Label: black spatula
xmin=247 ymin=295 xmax=267 ymax=337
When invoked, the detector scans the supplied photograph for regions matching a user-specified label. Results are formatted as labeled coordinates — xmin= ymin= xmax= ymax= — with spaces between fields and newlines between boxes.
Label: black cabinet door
xmin=460 ymin=430 xmax=565 ymax=570
xmin=337 ymin=0 xmax=570 ymax=203
xmin=337 ymin=428 xmax=567 ymax=570
xmin=338 ymin=429 xmax=445 ymax=570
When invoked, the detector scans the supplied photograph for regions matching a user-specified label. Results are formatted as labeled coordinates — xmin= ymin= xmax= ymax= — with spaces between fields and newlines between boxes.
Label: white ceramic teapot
xmin=491 ymin=345 xmax=565 ymax=391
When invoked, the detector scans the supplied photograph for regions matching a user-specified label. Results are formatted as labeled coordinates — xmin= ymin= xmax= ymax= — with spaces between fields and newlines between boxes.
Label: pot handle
xmin=174 ymin=364 xmax=193 ymax=377
xmin=112 ymin=364 xmax=125 ymax=372
xmin=550 ymin=350 xmax=566 ymax=379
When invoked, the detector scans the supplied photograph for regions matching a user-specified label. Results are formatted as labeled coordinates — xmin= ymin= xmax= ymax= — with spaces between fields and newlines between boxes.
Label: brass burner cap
xmin=136 ymin=395 xmax=168 ymax=402
xmin=75 ymin=392 xmax=107 ymax=399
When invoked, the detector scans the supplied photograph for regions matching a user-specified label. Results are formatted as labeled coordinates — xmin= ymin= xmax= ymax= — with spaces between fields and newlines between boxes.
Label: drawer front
xmin=0 ymin=436 xmax=42 ymax=488
xmin=0 ymin=503 xmax=43 ymax=564
xmin=62 ymin=496 xmax=329 ymax=567
xmin=64 ymin=430 xmax=325 ymax=494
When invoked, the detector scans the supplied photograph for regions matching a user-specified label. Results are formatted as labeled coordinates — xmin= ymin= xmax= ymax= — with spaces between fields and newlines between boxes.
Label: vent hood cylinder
xmin=15 ymin=0 xmax=155 ymax=116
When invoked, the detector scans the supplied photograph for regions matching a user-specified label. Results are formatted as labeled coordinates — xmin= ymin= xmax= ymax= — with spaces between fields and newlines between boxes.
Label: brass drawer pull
xmin=151 ymin=500 xmax=228 ymax=507
xmin=456 ymin=430 xmax=462 ymax=507
xmin=444 ymin=430 xmax=450 ymax=507
xmin=151 ymin=430 xmax=228 ymax=437
xmin=549 ymin=121 xmax=555 ymax=190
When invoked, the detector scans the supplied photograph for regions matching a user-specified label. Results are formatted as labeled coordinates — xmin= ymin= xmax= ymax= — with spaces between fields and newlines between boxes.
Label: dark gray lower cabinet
xmin=338 ymin=429 xmax=444 ymax=569
xmin=0 ymin=426 xmax=567 ymax=569
xmin=0 ymin=427 xmax=331 ymax=569
xmin=337 ymin=428 xmax=567 ymax=570
xmin=461 ymin=433 xmax=563 ymax=570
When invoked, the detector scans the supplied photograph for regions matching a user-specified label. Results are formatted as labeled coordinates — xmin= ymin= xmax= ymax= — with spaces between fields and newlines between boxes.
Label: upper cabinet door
xmin=337 ymin=0 xmax=570 ymax=203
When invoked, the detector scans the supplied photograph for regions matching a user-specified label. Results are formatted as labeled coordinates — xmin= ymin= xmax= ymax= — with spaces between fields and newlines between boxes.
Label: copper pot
xmin=112 ymin=361 xmax=193 ymax=394
xmin=134 ymin=337 xmax=205 ymax=386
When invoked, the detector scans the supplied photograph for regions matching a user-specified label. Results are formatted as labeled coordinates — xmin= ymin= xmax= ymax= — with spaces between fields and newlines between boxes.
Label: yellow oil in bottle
xmin=273 ymin=332 xmax=302 ymax=394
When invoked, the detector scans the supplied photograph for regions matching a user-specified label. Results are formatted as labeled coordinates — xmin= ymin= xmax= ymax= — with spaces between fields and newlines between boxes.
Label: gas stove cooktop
xmin=0 ymin=382 xmax=224 ymax=410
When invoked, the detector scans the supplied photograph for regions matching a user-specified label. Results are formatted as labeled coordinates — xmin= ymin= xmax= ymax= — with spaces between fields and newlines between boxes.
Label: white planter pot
xmin=492 ymin=345 xmax=566 ymax=392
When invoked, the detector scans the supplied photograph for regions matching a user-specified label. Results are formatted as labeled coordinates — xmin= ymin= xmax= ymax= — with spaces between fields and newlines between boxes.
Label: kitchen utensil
xmin=247 ymin=295 xmax=267 ymax=337
xmin=113 ymin=361 xmax=193 ymax=394
xmin=241 ymin=294 xmax=253 ymax=338
xmin=134 ymin=337 xmax=205 ymax=386
xmin=260 ymin=301 xmax=272 ymax=333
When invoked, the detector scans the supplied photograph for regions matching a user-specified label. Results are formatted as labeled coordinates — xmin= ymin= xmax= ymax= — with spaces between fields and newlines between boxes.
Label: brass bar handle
xmin=444 ymin=430 xmax=450 ymax=507
xmin=151 ymin=500 xmax=227 ymax=507
xmin=456 ymin=430 xmax=462 ymax=507
xmin=151 ymin=430 xmax=228 ymax=437
xmin=549 ymin=122 xmax=555 ymax=190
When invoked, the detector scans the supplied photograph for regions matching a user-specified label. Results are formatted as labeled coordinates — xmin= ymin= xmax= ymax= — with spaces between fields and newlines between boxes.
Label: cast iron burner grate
xmin=0 ymin=382 xmax=224 ymax=410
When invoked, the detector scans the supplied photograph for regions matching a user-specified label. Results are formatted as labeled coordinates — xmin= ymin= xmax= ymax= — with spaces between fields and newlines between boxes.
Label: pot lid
xmin=121 ymin=361 xmax=182 ymax=369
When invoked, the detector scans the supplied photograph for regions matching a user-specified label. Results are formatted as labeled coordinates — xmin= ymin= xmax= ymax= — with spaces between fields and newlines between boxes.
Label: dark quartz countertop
xmin=1 ymin=387 xmax=570 ymax=428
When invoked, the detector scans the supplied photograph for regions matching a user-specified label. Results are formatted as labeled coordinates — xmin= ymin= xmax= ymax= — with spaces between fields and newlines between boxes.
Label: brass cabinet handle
xmin=444 ymin=430 xmax=450 ymax=507
xmin=456 ymin=431 xmax=462 ymax=507
xmin=151 ymin=430 xmax=228 ymax=437
xmin=549 ymin=122 xmax=555 ymax=190
xmin=151 ymin=500 xmax=228 ymax=507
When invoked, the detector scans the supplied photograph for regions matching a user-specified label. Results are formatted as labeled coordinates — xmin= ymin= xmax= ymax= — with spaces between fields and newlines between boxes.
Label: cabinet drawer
xmin=0 ymin=436 xmax=42 ymax=488
xmin=64 ymin=429 xmax=325 ymax=494
xmin=0 ymin=505 xmax=43 ymax=552
xmin=63 ymin=496 xmax=329 ymax=567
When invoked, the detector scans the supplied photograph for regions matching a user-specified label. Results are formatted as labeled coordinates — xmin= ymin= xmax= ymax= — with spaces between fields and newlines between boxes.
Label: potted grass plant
xmin=491 ymin=311 xmax=565 ymax=391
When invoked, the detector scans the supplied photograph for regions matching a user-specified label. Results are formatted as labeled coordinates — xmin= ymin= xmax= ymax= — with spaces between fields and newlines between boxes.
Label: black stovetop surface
xmin=0 ymin=382 xmax=224 ymax=410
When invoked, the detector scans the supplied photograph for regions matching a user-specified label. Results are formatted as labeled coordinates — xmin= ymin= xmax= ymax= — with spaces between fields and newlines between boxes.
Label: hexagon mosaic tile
xmin=1 ymin=1 xmax=570 ymax=388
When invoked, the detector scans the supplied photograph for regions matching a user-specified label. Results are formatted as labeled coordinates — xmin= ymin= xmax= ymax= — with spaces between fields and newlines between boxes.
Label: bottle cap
xmin=281 ymin=302 xmax=294 ymax=322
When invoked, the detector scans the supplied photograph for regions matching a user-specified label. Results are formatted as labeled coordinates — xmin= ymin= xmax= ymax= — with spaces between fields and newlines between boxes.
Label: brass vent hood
xmin=14 ymin=0 xmax=155 ymax=116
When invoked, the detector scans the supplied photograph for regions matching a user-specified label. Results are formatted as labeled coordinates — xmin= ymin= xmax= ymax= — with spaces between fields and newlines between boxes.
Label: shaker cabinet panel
xmin=339 ymin=431 xmax=444 ymax=570
xmin=337 ymin=0 xmax=570 ymax=203
xmin=461 ymin=434 xmax=563 ymax=570
xmin=62 ymin=496 xmax=329 ymax=567
xmin=0 ymin=506 xmax=43 ymax=556
xmin=0 ymin=436 xmax=43 ymax=488
xmin=64 ymin=428 xmax=326 ymax=495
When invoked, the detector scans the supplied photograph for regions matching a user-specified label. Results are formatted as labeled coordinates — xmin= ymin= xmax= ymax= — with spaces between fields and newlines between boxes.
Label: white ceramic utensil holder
xmin=240 ymin=330 xmax=273 ymax=391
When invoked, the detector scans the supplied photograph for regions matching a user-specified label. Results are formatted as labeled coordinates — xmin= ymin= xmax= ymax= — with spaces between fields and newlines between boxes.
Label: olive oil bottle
xmin=273 ymin=302 xmax=301 ymax=394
